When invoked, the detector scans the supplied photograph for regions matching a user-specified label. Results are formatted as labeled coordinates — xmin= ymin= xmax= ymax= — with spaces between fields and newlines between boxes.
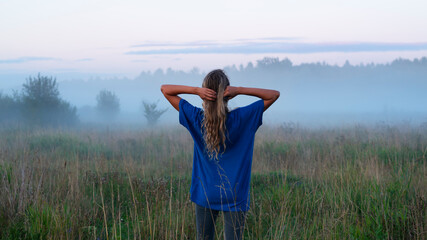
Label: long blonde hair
xmin=202 ymin=69 xmax=230 ymax=160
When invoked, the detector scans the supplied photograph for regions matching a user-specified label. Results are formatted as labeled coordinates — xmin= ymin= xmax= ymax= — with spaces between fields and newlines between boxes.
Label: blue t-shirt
xmin=179 ymin=98 xmax=264 ymax=211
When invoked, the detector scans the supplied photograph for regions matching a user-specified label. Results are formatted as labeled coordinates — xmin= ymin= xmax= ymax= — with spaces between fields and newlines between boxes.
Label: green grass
xmin=0 ymin=125 xmax=426 ymax=239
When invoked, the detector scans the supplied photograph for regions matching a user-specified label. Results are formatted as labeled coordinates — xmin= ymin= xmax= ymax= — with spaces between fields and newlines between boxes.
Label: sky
xmin=1 ymin=0 xmax=427 ymax=78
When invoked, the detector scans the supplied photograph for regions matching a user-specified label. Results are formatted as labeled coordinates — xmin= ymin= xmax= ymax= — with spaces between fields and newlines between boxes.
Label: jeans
xmin=195 ymin=204 xmax=247 ymax=240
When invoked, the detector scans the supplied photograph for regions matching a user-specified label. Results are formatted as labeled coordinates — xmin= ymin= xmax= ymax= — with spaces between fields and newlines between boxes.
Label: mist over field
xmin=1 ymin=56 xmax=426 ymax=127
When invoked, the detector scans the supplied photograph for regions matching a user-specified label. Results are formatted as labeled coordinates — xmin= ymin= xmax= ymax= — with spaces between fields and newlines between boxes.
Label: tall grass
xmin=0 ymin=124 xmax=426 ymax=239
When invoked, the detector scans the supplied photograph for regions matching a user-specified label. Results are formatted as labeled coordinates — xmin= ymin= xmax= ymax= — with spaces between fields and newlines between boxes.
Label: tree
xmin=96 ymin=90 xmax=120 ymax=120
xmin=141 ymin=101 xmax=167 ymax=126
xmin=257 ymin=57 xmax=280 ymax=69
xmin=21 ymin=74 xmax=78 ymax=126
xmin=0 ymin=91 xmax=21 ymax=124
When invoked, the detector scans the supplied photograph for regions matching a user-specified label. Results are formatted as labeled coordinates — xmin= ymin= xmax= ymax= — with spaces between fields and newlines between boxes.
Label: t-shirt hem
xmin=191 ymin=196 xmax=249 ymax=212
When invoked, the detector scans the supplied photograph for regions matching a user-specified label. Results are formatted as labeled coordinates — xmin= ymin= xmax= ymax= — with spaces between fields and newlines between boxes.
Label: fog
xmin=1 ymin=56 xmax=427 ymax=128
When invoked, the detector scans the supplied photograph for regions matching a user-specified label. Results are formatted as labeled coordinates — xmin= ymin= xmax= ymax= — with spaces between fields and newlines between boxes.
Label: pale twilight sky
xmin=1 ymin=0 xmax=427 ymax=78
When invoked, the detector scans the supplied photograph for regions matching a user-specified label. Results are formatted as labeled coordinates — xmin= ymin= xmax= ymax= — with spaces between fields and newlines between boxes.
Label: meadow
xmin=0 ymin=123 xmax=426 ymax=239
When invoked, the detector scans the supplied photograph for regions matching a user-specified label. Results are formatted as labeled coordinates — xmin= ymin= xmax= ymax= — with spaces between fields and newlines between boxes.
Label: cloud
xmin=132 ymin=59 xmax=149 ymax=62
xmin=0 ymin=57 xmax=60 ymax=64
xmin=52 ymin=68 xmax=79 ymax=72
xmin=130 ymin=37 xmax=301 ymax=48
xmin=76 ymin=58 xmax=94 ymax=62
xmin=126 ymin=39 xmax=427 ymax=55
xmin=235 ymin=37 xmax=301 ymax=41
xmin=131 ymin=40 xmax=219 ymax=48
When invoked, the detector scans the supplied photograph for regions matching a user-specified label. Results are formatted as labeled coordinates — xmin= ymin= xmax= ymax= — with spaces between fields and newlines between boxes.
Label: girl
xmin=161 ymin=69 xmax=279 ymax=240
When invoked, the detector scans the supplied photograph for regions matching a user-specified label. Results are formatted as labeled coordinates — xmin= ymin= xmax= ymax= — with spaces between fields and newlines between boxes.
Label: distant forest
xmin=59 ymin=56 xmax=427 ymax=112
xmin=137 ymin=56 xmax=427 ymax=81
xmin=1 ymin=56 xmax=427 ymax=127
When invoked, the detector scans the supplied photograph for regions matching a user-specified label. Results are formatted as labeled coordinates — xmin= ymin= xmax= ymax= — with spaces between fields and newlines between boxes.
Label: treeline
xmin=133 ymin=56 xmax=427 ymax=82
xmin=86 ymin=56 xmax=426 ymax=113
xmin=0 ymin=74 xmax=166 ymax=127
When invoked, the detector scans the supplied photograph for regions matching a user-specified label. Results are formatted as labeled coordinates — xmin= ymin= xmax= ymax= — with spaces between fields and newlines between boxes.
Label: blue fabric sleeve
xmin=179 ymin=99 xmax=199 ymax=129
xmin=239 ymin=99 xmax=264 ymax=131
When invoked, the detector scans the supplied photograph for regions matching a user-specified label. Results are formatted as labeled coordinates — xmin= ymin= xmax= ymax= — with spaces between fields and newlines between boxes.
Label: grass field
xmin=0 ymin=124 xmax=426 ymax=239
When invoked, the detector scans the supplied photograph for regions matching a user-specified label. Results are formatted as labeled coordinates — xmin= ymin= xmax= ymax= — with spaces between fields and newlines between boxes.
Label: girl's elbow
xmin=160 ymin=85 xmax=167 ymax=94
xmin=274 ymin=90 xmax=280 ymax=100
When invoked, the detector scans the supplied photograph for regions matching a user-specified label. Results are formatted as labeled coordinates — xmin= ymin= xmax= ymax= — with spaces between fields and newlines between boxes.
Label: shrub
xmin=21 ymin=74 xmax=78 ymax=126
xmin=96 ymin=90 xmax=120 ymax=120
xmin=141 ymin=101 xmax=167 ymax=126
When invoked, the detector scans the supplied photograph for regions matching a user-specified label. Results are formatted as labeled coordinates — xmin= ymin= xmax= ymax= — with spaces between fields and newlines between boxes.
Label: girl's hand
xmin=197 ymin=87 xmax=217 ymax=101
xmin=224 ymin=86 xmax=239 ymax=100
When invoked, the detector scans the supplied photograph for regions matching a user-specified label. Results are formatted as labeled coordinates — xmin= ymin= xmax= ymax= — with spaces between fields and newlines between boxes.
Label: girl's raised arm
xmin=160 ymin=85 xmax=217 ymax=111
xmin=224 ymin=86 xmax=280 ymax=111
